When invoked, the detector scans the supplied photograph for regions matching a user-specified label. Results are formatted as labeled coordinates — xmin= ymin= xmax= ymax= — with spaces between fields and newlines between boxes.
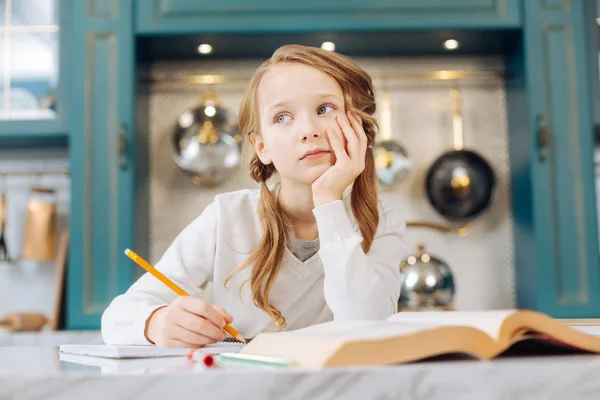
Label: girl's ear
xmin=250 ymin=133 xmax=272 ymax=164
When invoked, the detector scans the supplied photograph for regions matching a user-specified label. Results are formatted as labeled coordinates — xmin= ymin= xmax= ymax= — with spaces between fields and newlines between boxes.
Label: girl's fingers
xmin=336 ymin=115 xmax=359 ymax=158
xmin=178 ymin=297 xmax=226 ymax=329
xmin=342 ymin=111 xmax=361 ymax=140
xmin=163 ymin=338 xmax=198 ymax=348
xmin=327 ymin=128 xmax=349 ymax=162
xmin=177 ymin=309 xmax=226 ymax=341
xmin=213 ymin=306 xmax=234 ymax=324
xmin=172 ymin=325 xmax=218 ymax=347
xmin=174 ymin=306 xmax=225 ymax=341
xmin=172 ymin=327 xmax=213 ymax=347
xmin=346 ymin=111 xmax=367 ymax=151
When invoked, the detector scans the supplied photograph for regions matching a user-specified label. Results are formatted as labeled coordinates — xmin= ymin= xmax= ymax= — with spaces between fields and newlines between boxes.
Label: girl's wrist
xmin=312 ymin=192 xmax=342 ymax=208
xmin=145 ymin=305 xmax=167 ymax=344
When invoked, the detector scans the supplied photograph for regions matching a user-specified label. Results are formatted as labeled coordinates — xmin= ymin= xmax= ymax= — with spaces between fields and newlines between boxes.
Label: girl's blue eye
xmin=276 ymin=114 xmax=291 ymax=124
xmin=317 ymin=105 xmax=335 ymax=115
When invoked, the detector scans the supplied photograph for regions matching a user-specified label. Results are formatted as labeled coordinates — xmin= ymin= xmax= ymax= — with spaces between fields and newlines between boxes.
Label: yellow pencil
xmin=124 ymin=248 xmax=246 ymax=343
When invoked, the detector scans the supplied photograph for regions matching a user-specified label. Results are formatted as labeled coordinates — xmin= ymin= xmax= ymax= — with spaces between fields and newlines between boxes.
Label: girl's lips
xmin=301 ymin=151 xmax=330 ymax=160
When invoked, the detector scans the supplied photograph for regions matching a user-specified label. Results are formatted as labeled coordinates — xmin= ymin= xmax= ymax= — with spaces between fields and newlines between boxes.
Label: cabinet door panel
xmin=515 ymin=0 xmax=600 ymax=317
xmin=68 ymin=0 xmax=135 ymax=329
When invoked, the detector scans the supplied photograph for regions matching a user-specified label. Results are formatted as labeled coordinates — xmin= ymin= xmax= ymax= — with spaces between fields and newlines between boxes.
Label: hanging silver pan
xmin=172 ymin=91 xmax=242 ymax=187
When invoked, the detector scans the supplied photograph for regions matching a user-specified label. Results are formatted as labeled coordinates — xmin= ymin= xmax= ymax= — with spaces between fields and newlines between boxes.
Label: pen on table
xmin=186 ymin=349 xmax=220 ymax=367
xmin=215 ymin=352 xmax=289 ymax=368
xmin=189 ymin=351 xmax=289 ymax=369
xmin=124 ymin=248 xmax=246 ymax=343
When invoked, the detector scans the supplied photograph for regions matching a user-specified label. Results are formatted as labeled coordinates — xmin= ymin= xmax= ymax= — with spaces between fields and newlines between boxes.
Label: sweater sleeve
xmin=312 ymin=198 xmax=406 ymax=320
xmin=101 ymin=200 xmax=219 ymax=345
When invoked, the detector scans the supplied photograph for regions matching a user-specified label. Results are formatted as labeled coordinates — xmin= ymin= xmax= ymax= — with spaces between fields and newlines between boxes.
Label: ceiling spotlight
xmin=444 ymin=39 xmax=459 ymax=50
xmin=198 ymin=44 xmax=213 ymax=54
xmin=204 ymin=106 xmax=216 ymax=117
xmin=321 ymin=41 xmax=335 ymax=52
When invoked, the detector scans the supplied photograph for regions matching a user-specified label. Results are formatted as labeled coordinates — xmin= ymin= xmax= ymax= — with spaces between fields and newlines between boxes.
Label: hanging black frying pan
xmin=425 ymin=88 xmax=496 ymax=221
xmin=0 ymin=192 xmax=8 ymax=261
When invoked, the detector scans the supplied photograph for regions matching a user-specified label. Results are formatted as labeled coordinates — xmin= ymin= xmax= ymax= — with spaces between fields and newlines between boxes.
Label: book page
xmin=386 ymin=310 xmax=517 ymax=340
xmin=277 ymin=320 xmax=445 ymax=341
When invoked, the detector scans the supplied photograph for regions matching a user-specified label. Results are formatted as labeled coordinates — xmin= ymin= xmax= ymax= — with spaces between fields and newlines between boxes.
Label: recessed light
xmin=444 ymin=39 xmax=459 ymax=50
xmin=204 ymin=105 xmax=216 ymax=117
xmin=321 ymin=41 xmax=335 ymax=52
xmin=198 ymin=44 xmax=213 ymax=54
xmin=178 ymin=111 xmax=194 ymax=128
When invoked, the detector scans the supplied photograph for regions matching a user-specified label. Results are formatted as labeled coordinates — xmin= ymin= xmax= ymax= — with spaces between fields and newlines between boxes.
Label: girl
xmin=101 ymin=44 xmax=406 ymax=347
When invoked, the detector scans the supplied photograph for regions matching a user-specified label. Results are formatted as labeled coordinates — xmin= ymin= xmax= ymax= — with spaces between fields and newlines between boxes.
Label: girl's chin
xmin=305 ymin=166 xmax=332 ymax=184
xmin=280 ymin=165 xmax=331 ymax=186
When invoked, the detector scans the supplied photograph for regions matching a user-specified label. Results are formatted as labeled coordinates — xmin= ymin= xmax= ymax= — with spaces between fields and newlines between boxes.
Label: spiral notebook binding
xmin=219 ymin=337 xmax=252 ymax=343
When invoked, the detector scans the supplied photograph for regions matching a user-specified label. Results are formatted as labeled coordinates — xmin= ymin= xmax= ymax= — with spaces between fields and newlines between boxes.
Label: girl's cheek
xmin=323 ymin=113 xmax=340 ymax=130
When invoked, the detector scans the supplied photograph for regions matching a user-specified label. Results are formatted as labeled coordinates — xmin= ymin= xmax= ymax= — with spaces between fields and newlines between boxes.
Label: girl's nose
xmin=298 ymin=115 xmax=324 ymax=141
xmin=301 ymin=131 xmax=321 ymax=141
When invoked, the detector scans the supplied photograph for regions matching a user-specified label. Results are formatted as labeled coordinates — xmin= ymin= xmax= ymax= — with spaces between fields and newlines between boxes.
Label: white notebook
xmin=59 ymin=341 xmax=246 ymax=359
xmin=59 ymin=344 xmax=191 ymax=359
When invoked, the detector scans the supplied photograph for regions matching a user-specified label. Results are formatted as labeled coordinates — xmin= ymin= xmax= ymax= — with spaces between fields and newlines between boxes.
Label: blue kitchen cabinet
xmin=136 ymin=0 xmax=521 ymax=35
xmin=508 ymin=0 xmax=600 ymax=318
xmin=66 ymin=0 xmax=136 ymax=329
xmin=0 ymin=0 xmax=68 ymax=140
xmin=66 ymin=0 xmax=600 ymax=329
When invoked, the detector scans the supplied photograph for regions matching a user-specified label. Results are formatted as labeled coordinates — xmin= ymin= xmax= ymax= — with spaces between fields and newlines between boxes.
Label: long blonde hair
xmin=225 ymin=44 xmax=380 ymax=329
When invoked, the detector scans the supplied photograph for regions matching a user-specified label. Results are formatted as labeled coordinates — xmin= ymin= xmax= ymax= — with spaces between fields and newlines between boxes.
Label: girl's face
xmin=252 ymin=63 xmax=345 ymax=186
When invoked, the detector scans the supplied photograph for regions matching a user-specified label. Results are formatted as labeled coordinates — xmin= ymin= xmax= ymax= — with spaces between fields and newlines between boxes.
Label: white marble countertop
xmin=2 ymin=346 xmax=600 ymax=400
xmin=0 ymin=330 xmax=102 ymax=346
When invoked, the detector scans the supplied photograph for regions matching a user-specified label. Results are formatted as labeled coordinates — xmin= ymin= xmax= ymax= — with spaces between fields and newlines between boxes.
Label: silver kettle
xmin=398 ymin=244 xmax=455 ymax=311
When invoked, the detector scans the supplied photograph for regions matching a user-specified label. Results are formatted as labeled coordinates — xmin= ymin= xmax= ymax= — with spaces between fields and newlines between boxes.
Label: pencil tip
xmin=237 ymin=335 xmax=247 ymax=343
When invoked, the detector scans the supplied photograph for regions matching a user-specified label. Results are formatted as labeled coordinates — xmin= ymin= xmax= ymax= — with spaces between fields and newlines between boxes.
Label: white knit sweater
xmin=101 ymin=188 xmax=406 ymax=345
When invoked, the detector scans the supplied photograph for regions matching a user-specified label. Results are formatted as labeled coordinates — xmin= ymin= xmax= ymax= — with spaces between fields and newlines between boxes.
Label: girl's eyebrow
xmin=267 ymin=101 xmax=290 ymax=114
xmin=315 ymin=93 xmax=343 ymax=102
xmin=266 ymin=93 xmax=343 ymax=114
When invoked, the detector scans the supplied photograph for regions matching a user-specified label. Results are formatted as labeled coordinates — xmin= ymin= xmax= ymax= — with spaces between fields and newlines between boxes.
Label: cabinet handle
xmin=119 ymin=123 xmax=128 ymax=170
xmin=536 ymin=115 xmax=550 ymax=162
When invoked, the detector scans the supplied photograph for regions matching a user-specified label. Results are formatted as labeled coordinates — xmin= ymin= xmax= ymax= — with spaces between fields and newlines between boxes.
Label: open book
xmin=238 ymin=309 xmax=600 ymax=368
